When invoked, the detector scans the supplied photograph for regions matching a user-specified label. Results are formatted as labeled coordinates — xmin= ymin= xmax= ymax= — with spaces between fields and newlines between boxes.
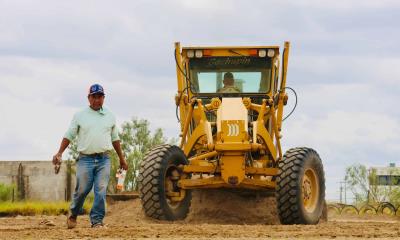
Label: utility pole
xmin=339 ymin=181 xmax=347 ymax=204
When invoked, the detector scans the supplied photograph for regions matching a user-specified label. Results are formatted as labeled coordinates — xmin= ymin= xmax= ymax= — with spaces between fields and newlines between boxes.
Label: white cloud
xmin=0 ymin=56 xmax=99 ymax=100
xmin=282 ymin=110 xmax=400 ymax=200
xmin=0 ymin=92 xmax=77 ymax=159
xmin=290 ymin=0 xmax=400 ymax=9
xmin=178 ymin=0 xmax=234 ymax=11
xmin=374 ymin=57 xmax=400 ymax=85
xmin=285 ymin=111 xmax=400 ymax=147
xmin=0 ymin=55 xmax=180 ymax=160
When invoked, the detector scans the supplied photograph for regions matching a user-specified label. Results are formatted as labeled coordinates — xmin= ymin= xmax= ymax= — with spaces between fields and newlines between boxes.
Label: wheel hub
xmin=165 ymin=165 xmax=185 ymax=205
xmin=303 ymin=179 xmax=312 ymax=200
xmin=302 ymin=168 xmax=319 ymax=213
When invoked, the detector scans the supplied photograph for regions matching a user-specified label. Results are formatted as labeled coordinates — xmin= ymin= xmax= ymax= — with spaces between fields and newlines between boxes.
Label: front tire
xmin=276 ymin=147 xmax=325 ymax=224
xmin=138 ymin=144 xmax=191 ymax=220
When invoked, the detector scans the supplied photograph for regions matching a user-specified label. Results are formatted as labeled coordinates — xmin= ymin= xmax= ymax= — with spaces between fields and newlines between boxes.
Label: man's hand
xmin=113 ymin=140 xmax=128 ymax=170
xmin=53 ymin=138 xmax=70 ymax=174
xmin=52 ymin=153 xmax=62 ymax=165
xmin=120 ymin=159 xmax=128 ymax=171
xmin=52 ymin=152 xmax=62 ymax=174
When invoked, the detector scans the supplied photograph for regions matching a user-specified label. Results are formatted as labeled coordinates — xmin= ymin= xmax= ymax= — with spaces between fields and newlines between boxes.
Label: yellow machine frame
xmin=173 ymin=42 xmax=291 ymax=196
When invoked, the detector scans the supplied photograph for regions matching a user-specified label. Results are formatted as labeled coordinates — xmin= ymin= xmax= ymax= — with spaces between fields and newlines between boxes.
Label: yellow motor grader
xmin=138 ymin=42 xmax=325 ymax=224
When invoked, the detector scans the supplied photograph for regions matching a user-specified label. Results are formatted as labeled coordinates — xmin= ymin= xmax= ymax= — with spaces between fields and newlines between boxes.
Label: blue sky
xmin=0 ymin=0 xmax=399 ymax=201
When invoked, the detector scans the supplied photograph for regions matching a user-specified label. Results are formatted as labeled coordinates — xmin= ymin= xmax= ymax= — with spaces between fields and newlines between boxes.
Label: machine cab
xmin=182 ymin=46 xmax=281 ymax=100
xmin=177 ymin=46 xmax=282 ymax=134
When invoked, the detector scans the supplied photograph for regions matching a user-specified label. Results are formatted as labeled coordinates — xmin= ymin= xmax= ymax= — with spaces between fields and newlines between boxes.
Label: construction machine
xmin=138 ymin=42 xmax=325 ymax=224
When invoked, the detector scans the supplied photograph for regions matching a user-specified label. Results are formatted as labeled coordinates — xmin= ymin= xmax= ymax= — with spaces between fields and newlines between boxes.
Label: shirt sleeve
xmin=64 ymin=113 xmax=79 ymax=141
xmin=111 ymin=117 xmax=120 ymax=142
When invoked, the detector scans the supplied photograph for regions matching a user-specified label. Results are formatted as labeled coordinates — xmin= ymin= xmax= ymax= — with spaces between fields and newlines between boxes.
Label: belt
xmin=79 ymin=151 xmax=110 ymax=158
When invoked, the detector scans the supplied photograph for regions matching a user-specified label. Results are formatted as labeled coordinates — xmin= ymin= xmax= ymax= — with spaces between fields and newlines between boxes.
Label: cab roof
xmin=182 ymin=45 xmax=280 ymax=50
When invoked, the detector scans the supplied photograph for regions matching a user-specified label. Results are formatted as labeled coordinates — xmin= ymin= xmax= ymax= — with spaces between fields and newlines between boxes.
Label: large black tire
xmin=276 ymin=147 xmax=325 ymax=224
xmin=138 ymin=144 xmax=191 ymax=220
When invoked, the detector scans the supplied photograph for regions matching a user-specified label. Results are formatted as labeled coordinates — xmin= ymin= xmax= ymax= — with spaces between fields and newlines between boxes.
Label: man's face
xmin=223 ymin=78 xmax=234 ymax=86
xmin=88 ymin=94 xmax=105 ymax=110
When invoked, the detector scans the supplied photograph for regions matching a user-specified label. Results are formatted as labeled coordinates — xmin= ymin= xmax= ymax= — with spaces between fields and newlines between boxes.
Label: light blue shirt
xmin=64 ymin=106 xmax=120 ymax=154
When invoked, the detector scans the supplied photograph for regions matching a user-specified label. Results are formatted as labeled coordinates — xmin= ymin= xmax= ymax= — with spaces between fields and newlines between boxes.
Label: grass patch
xmin=0 ymin=201 xmax=92 ymax=217
xmin=0 ymin=183 xmax=14 ymax=201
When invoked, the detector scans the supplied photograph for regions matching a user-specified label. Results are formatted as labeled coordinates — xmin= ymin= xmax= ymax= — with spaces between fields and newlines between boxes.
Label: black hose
xmin=174 ymin=49 xmax=193 ymax=122
xmin=174 ymin=49 xmax=193 ymax=89
xmin=175 ymin=85 xmax=190 ymax=123
xmin=282 ymin=86 xmax=298 ymax=122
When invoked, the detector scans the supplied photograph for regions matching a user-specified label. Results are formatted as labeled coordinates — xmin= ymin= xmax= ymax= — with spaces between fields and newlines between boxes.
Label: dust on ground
xmin=186 ymin=189 xmax=279 ymax=224
xmin=1 ymin=189 xmax=400 ymax=239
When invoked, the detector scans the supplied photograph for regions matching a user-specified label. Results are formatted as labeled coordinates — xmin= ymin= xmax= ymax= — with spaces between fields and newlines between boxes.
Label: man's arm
xmin=112 ymin=140 xmax=128 ymax=170
xmin=54 ymin=113 xmax=79 ymax=165
xmin=52 ymin=138 xmax=70 ymax=165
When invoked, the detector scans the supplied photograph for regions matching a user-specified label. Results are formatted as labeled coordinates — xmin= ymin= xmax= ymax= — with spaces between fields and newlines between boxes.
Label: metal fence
xmin=328 ymin=202 xmax=400 ymax=215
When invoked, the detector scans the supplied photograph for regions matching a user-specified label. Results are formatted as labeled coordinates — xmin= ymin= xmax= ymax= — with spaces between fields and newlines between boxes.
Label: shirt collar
xmin=88 ymin=106 xmax=106 ymax=115
xmin=98 ymin=107 xmax=106 ymax=115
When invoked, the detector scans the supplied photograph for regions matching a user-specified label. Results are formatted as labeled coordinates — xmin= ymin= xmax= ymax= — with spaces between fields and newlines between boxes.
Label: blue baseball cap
xmin=88 ymin=84 xmax=105 ymax=96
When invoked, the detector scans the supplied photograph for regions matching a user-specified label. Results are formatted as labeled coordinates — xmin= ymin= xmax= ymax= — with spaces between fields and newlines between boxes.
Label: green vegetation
xmin=0 ymin=183 xmax=94 ymax=216
xmin=0 ymin=183 xmax=14 ymax=201
xmin=109 ymin=118 xmax=174 ymax=192
xmin=0 ymin=200 xmax=91 ymax=216
xmin=345 ymin=164 xmax=370 ymax=203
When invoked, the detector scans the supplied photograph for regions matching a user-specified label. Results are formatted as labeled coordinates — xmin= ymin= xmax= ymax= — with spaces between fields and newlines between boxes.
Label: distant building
xmin=369 ymin=163 xmax=400 ymax=186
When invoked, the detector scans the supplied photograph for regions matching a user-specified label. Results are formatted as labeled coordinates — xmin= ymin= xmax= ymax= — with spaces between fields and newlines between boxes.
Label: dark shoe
xmin=91 ymin=222 xmax=107 ymax=228
xmin=67 ymin=215 xmax=77 ymax=229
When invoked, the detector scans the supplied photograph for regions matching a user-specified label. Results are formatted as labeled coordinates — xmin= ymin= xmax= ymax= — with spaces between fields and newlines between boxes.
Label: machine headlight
xmin=195 ymin=50 xmax=203 ymax=58
xmin=267 ymin=49 xmax=275 ymax=57
xmin=258 ymin=49 xmax=267 ymax=57
xmin=187 ymin=50 xmax=195 ymax=58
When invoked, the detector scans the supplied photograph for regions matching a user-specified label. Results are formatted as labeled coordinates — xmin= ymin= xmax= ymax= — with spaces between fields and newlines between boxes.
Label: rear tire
xmin=138 ymin=144 xmax=191 ymax=220
xmin=276 ymin=147 xmax=325 ymax=224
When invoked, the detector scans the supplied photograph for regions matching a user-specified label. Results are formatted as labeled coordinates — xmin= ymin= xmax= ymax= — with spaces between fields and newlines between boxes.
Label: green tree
xmin=345 ymin=164 xmax=369 ymax=203
xmin=67 ymin=139 xmax=79 ymax=161
xmin=108 ymin=118 xmax=174 ymax=193
xmin=388 ymin=188 xmax=400 ymax=206
xmin=345 ymin=164 xmax=391 ymax=205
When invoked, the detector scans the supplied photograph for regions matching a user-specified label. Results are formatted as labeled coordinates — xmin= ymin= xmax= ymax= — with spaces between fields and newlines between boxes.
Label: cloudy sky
xmin=0 ymin=0 xmax=399 ymax=201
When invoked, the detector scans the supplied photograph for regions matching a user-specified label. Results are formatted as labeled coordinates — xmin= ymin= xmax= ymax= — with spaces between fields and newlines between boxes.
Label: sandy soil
xmin=1 ymin=190 xmax=400 ymax=239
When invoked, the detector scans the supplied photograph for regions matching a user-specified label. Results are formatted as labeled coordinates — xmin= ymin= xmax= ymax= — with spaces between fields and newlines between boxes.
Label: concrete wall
xmin=0 ymin=161 xmax=74 ymax=201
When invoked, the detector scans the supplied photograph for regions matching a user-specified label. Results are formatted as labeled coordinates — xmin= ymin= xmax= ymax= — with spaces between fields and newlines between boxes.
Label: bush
xmin=0 ymin=183 xmax=14 ymax=201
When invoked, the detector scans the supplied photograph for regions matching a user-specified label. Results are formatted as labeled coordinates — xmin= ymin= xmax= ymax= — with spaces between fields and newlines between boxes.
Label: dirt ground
xmin=1 ymin=190 xmax=400 ymax=239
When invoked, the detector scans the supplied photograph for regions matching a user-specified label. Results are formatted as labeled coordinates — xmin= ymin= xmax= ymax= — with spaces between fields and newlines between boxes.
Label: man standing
xmin=52 ymin=84 xmax=128 ymax=229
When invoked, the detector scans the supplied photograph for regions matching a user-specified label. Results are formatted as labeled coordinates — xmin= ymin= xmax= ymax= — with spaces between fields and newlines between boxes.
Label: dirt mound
xmin=186 ymin=189 xmax=279 ymax=225
xmin=106 ymin=198 xmax=155 ymax=226
xmin=106 ymin=189 xmax=279 ymax=225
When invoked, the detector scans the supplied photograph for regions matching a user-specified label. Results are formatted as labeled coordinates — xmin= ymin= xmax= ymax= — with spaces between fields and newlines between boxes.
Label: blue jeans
xmin=70 ymin=155 xmax=111 ymax=225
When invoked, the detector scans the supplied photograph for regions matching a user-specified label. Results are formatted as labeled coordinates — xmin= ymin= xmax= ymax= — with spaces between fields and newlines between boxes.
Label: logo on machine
xmin=227 ymin=123 xmax=240 ymax=136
